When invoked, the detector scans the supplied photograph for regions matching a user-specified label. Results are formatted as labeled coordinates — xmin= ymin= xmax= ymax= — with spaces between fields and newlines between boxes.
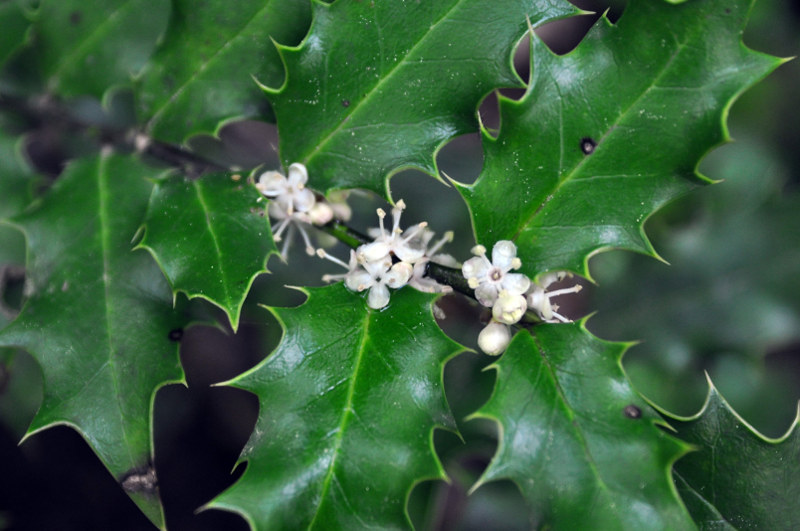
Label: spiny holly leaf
xmin=0 ymin=153 xmax=187 ymax=529
xmin=268 ymin=0 xmax=577 ymax=196
xmin=471 ymin=322 xmax=694 ymax=529
xmin=667 ymin=377 xmax=800 ymax=529
xmin=0 ymin=0 xmax=30 ymax=69
xmin=136 ymin=0 xmax=311 ymax=143
xmin=137 ymin=173 xmax=277 ymax=331
xmin=33 ymin=0 xmax=170 ymax=99
xmin=457 ymin=0 xmax=784 ymax=279
xmin=209 ymin=284 xmax=463 ymax=530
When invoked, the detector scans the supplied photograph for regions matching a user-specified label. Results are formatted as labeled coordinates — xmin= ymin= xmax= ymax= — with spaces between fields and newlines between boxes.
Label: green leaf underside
xmin=473 ymin=323 xmax=693 ymax=529
xmin=35 ymin=0 xmax=170 ymax=99
xmin=668 ymin=380 xmax=800 ymax=529
xmin=210 ymin=285 xmax=462 ymax=530
xmin=138 ymin=174 xmax=277 ymax=331
xmin=458 ymin=0 xmax=783 ymax=279
xmin=136 ymin=0 xmax=311 ymax=143
xmin=0 ymin=1 xmax=30 ymax=69
xmin=270 ymin=0 xmax=577 ymax=196
xmin=0 ymin=154 xmax=187 ymax=528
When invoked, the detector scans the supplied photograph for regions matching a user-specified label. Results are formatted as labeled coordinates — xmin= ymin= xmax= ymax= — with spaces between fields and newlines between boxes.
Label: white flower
xmin=362 ymin=200 xmax=428 ymax=264
xmin=527 ymin=272 xmax=583 ymax=323
xmin=256 ymin=163 xmax=315 ymax=215
xmin=318 ymin=250 xmax=412 ymax=309
xmin=407 ymin=229 xmax=457 ymax=294
xmin=462 ymin=240 xmax=530 ymax=308
xmin=478 ymin=320 xmax=511 ymax=356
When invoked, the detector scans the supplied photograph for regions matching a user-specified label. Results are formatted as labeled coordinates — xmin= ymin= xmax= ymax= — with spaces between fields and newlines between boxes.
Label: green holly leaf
xmin=588 ymin=140 xmax=800 ymax=428
xmin=0 ymin=153 xmax=187 ymax=529
xmin=137 ymin=173 xmax=277 ymax=331
xmin=472 ymin=322 xmax=694 ymax=529
xmin=136 ymin=0 xmax=311 ymax=143
xmin=0 ymin=0 xmax=31 ymax=69
xmin=667 ymin=378 xmax=800 ymax=529
xmin=33 ymin=0 xmax=170 ymax=99
xmin=269 ymin=0 xmax=577 ymax=196
xmin=209 ymin=285 xmax=463 ymax=530
xmin=458 ymin=0 xmax=785 ymax=279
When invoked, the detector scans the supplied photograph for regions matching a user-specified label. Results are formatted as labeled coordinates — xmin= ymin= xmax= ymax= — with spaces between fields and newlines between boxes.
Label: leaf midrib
xmin=49 ymin=0 xmax=139 ymax=84
xmin=531 ymin=331 xmax=621 ymax=518
xmin=193 ymin=181 xmax=232 ymax=309
xmin=97 ymin=154 xmax=136 ymax=467
xmin=145 ymin=0 xmax=276 ymax=130
xmin=308 ymin=310 xmax=371 ymax=528
xmin=296 ymin=0 xmax=471 ymax=166
xmin=512 ymin=31 xmax=688 ymax=242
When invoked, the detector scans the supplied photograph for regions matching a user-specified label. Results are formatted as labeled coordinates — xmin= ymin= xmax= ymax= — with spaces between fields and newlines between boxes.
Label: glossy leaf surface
xmin=473 ymin=323 xmax=693 ymax=529
xmin=136 ymin=0 xmax=311 ymax=143
xmin=34 ymin=0 xmax=170 ymax=99
xmin=0 ymin=0 xmax=30 ymax=68
xmin=458 ymin=0 xmax=783 ymax=279
xmin=210 ymin=285 xmax=462 ymax=530
xmin=669 ymin=379 xmax=800 ymax=529
xmin=0 ymin=153 xmax=187 ymax=529
xmin=138 ymin=174 xmax=276 ymax=330
xmin=269 ymin=0 xmax=576 ymax=195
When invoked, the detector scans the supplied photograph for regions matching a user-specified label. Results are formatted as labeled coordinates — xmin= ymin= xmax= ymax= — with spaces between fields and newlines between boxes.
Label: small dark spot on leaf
xmin=168 ymin=328 xmax=183 ymax=342
xmin=120 ymin=465 xmax=158 ymax=495
xmin=623 ymin=404 xmax=642 ymax=419
xmin=725 ymin=8 xmax=731 ymax=14
xmin=341 ymin=99 xmax=350 ymax=108
xmin=69 ymin=11 xmax=82 ymax=25
xmin=580 ymin=137 xmax=597 ymax=155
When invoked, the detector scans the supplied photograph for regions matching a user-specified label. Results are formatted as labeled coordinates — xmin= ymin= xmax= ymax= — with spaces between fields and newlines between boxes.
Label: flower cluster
xmin=462 ymin=241 xmax=582 ymax=355
xmin=256 ymin=163 xmax=583 ymax=352
xmin=256 ymin=163 xmax=345 ymax=257
xmin=318 ymin=200 xmax=456 ymax=309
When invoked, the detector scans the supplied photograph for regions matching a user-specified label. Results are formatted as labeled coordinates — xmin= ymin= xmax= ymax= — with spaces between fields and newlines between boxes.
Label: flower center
xmin=489 ymin=268 xmax=502 ymax=282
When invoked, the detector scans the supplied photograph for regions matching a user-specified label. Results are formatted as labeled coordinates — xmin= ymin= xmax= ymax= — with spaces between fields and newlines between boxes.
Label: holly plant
xmin=0 ymin=0 xmax=798 ymax=529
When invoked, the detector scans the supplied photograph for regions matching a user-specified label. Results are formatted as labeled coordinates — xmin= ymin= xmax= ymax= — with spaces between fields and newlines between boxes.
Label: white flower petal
xmin=345 ymin=269 xmax=374 ymax=292
xmin=257 ymin=171 xmax=287 ymax=196
xmin=293 ymin=187 xmax=316 ymax=213
xmin=385 ymin=262 xmax=413 ymax=288
xmin=367 ymin=283 xmax=390 ymax=309
xmin=287 ymin=163 xmax=308 ymax=187
xmin=462 ymin=256 xmax=489 ymax=280
xmin=475 ymin=283 xmax=498 ymax=308
xmin=501 ymin=273 xmax=531 ymax=296
xmin=491 ymin=240 xmax=517 ymax=271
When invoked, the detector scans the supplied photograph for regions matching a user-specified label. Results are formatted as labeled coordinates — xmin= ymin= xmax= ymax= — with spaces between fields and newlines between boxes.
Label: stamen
xmin=427 ymin=231 xmax=453 ymax=256
xmin=400 ymin=221 xmax=428 ymax=243
xmin=316 ymin=249 xmax=350 ymax=269
xmin=471 ymin=244 xmax=486 ymax=256
xmin=547 ymin=284 xmax=583 ymax=298
xmin=376 ymin=208 xmax=387 ymax=238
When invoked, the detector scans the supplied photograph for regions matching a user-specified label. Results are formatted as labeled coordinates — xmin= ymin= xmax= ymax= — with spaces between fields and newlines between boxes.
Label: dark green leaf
xmin=472 ymin=322 xmax=694 ymax=529
xmin=34 ymin=0 xmax=170 ymax=99
xmin=0 ymin=128 xmax=36 ymax=220
xmin=458 ymin=0 xmax=784 ymax=279
xmin=136 ymin=0 xmax=311 ymax=143
xmin=0 ymin=0 xmax=31 ymax=68
xmin=588 ymin=140 xmax=800 ymax=428
xmin=137 ymin=173 xmax=277 ymax=330
xmin=269 ymin=0 xmax=577 ymax=196
xmin=209 ymin=285 xmax=462 ymax=530
xmin=0 ymin=153 xmax=187 ymax=529
xmin=668 ymin=378 xmax=800 ymax=529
